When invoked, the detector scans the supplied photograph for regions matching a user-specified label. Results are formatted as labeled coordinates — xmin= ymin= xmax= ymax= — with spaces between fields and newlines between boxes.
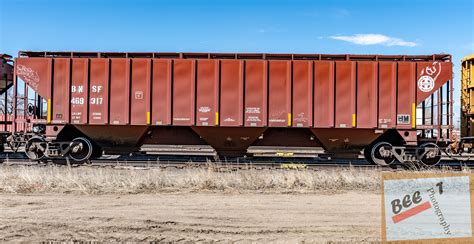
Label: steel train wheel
xmin=416 ymin=143 xmax=441 ymax=166
xmin=369 ymin=142 xmax=395 ymax=166
xmin=25 ymin=137 xmax=46 ymax=160
xmin=68 ymin=137 xmax=93 ymax=163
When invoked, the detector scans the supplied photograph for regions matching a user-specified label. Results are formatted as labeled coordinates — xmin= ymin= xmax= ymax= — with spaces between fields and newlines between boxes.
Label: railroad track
xmin=0 ymin=152 xmax=473 ymax=171
xmin=0 ymin=154 xmax=377 ymax=169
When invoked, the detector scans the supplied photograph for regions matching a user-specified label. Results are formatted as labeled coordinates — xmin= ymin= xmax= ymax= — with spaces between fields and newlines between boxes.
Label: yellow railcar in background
xmin=461 ymin=54 xmax=474 ymax=137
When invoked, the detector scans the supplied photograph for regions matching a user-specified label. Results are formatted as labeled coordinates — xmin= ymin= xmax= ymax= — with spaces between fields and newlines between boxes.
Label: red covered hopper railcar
xmin=5 ymin=51 xmax=453 ymax=165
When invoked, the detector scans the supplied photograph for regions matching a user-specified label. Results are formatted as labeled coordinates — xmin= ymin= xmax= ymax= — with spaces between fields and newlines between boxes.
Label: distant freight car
xmin=461 ymin=54 xmax=474 ymax=137
xmin=3 ymin=52 xmax=453 ymax=165
xmin=458 ymin=54 xmax=474 ymax=154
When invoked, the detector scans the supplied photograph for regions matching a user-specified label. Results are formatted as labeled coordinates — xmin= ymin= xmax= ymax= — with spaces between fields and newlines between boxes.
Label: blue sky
xmin=1 ymin=0 xmax=473 ymax=122
xmin=1 ymin=0 xmax=472 ymax=56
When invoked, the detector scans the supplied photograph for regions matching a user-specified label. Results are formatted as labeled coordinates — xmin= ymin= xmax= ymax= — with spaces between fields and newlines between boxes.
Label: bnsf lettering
xmin=90 ymin=85 xmax=104 ymax=105
xmin=71 ymin=85 xmax=86 ymax=105
xmin=71 ymin=85 xmax=84 ymax=93
xmin=91 ymin=85 xmax=103 ymax=93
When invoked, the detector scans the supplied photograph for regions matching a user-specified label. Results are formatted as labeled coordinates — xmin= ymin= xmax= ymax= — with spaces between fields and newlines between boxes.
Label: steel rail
xmin=0 ymin=153 xmax=473 ymax=171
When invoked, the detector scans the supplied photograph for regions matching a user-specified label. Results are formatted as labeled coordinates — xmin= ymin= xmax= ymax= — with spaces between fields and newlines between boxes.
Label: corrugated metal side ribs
xmin=0 ymin=51 xmax=454 ymax=165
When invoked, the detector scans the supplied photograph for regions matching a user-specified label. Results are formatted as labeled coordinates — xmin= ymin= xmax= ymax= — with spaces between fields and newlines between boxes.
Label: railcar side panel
xmin=51 ymin=58 xmax=70 ymax=124
xmin=109 ymin=59 xmax=130 ymax=125
xmin=13 ymin=54 xmax=453 ymax=151
xmin=70 ymin=59 xmax=89 ymax=124
xmin=244 ymin=60 xmax=267 ymax=127
xmin=378 ymin=62 xmax=397 ymax=128
xmin=314 ymin=61 xmax=334 ymax=128
xmin=335 ymin=61 xmax=356 ymax=128
xmin=151 ymin=59 xmax=172 ymax=125
xmin=397 ymin=62 xmax=416 ymax=129
xmin=196 ymin=60 xmax=219 ymax=126
xmin=416 ymin=62 xmax=453 ymax=104
xmin=88 ymin=59 xmax=109 ymax=124
xmin=172 ymin=59 xmax=195 ymax=126
xmin=16 ymin=58 xmax=52 ymax=99
xmin=292 ymin=60 xmax=313 ymax=127
xmin=268 ymin=60 xmax=291 ymax=127
xmin=131 ymin=59 xmax=151 ymax=125
xmin=356 ymin=62 xmax=377 ymax=128
xmin=220 ymin=60 xmax=243 ymax=126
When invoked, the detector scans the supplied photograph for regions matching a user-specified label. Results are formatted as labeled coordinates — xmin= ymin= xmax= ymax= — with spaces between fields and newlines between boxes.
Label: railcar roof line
xmin=17 ymin=51 xmax=452 ymax=62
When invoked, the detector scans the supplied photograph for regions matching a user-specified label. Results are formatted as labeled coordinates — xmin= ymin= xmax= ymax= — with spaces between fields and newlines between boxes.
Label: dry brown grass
xmin=0 ymin=165 xmax=468 ymax=194
xmin=0 ymin=165 xmax=383 ymax=194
